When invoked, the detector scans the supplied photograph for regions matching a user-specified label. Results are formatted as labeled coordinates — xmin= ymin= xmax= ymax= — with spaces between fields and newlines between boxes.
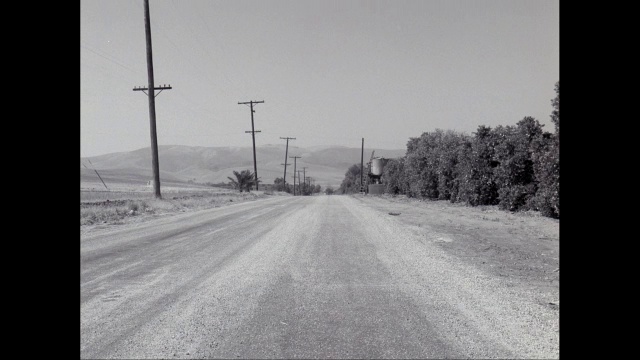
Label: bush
xmin=497 ymin=184 xmax=536 ymax=212
xmin=339 ymin=164 xmax=363 ymax=194
xmin=383 ymin=157 xmax=407 ymax=195
xmin=457 ymin=125 xmax=500 ymax=206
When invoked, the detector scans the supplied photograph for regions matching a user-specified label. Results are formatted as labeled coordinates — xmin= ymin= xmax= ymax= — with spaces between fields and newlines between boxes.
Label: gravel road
xmin=81 ymin=195 xmax=559 ymax=359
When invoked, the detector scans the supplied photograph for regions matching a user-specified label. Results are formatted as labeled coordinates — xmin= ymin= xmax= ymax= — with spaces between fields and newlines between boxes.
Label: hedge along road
xmin=81 ymin=195 xmax=559 ymax=359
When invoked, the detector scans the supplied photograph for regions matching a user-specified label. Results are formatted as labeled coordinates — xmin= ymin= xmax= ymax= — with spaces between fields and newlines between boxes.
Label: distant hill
xmin=80 ymin=145 xmax=406 ymax=188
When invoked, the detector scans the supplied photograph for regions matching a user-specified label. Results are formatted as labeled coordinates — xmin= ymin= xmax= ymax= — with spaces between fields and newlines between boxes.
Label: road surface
xmin=81 ymin=195 xmax=559 ymax=359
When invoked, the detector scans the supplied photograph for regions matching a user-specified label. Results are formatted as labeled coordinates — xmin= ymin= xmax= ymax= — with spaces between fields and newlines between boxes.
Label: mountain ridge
xmin=81 ymin=145 xmax=406 ymax=188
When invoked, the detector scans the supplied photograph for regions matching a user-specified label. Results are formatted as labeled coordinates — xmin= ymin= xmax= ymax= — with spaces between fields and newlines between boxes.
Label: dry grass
xmin=81 ymin=189 xmax=288 ymax=227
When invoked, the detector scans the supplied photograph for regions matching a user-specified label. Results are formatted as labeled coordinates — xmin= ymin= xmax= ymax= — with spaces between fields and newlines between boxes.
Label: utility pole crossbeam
xmin=238 ymin=100 xmax=264 ymax=191
xmin=289 ymin=155 xmax=301 ymax=196
xmin=132 ymin=0 xmax=172 ymax=199
xmin=279 ymin=137 xmax=296 ymax=187
xmin=133 ymin=85 xmax=172 ymax=98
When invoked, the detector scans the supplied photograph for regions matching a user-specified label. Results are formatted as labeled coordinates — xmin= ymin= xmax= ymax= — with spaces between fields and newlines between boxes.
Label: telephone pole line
xmin=132 ymin=0 xmax=172 ymax=199
xmin=280 ymin=137 xmax=296 ymax=187
xmin=289 ymin=155 xmax=301 ymax=195
xmin=298 ymin=170 xmax=302 ymax=195
xmin=238 ymin=100 xmax=264 ymax=190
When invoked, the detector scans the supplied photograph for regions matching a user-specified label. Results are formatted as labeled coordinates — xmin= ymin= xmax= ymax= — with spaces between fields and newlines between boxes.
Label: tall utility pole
xmin=280 ymin=137 xmax=296 ymax=187
xmin=238 ymin=100 xmax=264 ymax=190
xmin=132 ymin=0 xmax=172 ymax=199
xmin=360 ymin=138 xmax=364 ymax=193
xmin=289 ymin=155 xmax=301 ymax=195
xmin=298 ymin=170 xmax=302 ymax=194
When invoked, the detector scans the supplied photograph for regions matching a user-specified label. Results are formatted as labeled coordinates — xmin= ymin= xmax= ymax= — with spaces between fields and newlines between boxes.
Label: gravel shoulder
xmin=345 ymin=195 xmax=559 ymax=358
xmin=352 ymin=194 xmax=560 ymax=298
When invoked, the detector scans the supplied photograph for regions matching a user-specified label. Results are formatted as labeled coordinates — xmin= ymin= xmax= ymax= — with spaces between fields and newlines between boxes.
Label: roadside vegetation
xmin=80 ymin=189 xmax=276 ymax=227
xmin=228 ymin=170 xmax=258 ymax=192
xmin=339 ymin=81 xmax=559 ymax=219
xmin=272 ymin=176 xmax=322 ymax=195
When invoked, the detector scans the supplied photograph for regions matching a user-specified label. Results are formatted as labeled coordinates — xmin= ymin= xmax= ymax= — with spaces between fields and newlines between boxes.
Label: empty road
xmin=81 ymin=195 xmax=559 ymax=359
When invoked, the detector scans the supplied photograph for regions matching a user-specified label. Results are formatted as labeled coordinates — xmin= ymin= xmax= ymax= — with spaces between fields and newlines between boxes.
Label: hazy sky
xmin=81 ymin=0 xmax=559 ymax=157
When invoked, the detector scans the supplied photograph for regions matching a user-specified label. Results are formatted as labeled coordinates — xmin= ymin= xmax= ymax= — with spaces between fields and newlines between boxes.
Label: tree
xmin=273 ymin=177 xmax=290 ymax=192
xmin=436 ymin=130 xmax=470 ymax=201
xmin=531 ymin=81 xmax=559 ymax=218
xmin=551 ymin=81 xmax=559 ymax=135
xmin=493 ymin=117 xmax=544 ymax=211
xmin=339 ymin=164 xmax=363 ymax=194
xmin=227 ymin=170 xmax=257 ymax=192
xmin=404 ymin=131 xmax=441 ymax=198
xmin=457 ymin=125 xmax=500 ymax=206
xmin=383 ymin=157 xmax=408 ymax=195
xmin=325 ymin=186 xmax=335 ymax=195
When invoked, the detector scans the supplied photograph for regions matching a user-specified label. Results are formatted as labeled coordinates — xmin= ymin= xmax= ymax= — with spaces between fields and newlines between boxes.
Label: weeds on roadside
xmin=81 ymin=192 xmax=267 ymax=226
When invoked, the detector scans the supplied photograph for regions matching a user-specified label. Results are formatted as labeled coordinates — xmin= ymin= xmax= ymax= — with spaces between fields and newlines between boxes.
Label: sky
xmin=80 ymin=0 xmax=559 ymax=158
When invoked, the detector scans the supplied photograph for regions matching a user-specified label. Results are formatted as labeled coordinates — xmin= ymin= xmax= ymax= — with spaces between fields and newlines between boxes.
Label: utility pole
xmin=302 ymin=167 xmax=307 ymax=194
xmin=289 ymin=155 xmax=301 ymax=195
xmin=238 ymin=100 xmax=264 ymax=190
xmin=298 ymin=170 xmax=302 ymax=195
xmin=280 ymin=137 xmax=295 ymax=187
xmin=132 ymin=0 xmax=172 ymax=199
xmin=280 ymin=163 xmax=290 ymax=192
xmin=360 ymin=138 xmax=364 ymax=194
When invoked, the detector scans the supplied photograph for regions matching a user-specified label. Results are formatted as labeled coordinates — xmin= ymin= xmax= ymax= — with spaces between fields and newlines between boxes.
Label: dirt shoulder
xmin=351 ymin=194 xmax=559 ymax=304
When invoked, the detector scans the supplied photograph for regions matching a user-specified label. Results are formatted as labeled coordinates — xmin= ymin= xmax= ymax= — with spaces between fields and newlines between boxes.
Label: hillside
xmin=80 ymin=145 xmax=406 ymax=188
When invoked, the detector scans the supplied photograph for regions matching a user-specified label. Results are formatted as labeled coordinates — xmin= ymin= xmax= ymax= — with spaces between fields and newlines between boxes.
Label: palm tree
xmin=228 ymin=170 xmax=257 ymax=192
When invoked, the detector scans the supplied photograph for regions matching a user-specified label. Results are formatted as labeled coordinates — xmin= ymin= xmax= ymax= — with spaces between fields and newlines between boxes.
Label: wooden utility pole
xmin=280 ymin=163 xmax=290 ymax=192
xmin=302 ymin=167 xmax=307 ymax=194
xmin=132 ymin=0 xmax=172 ymax=199
xmin=280 ymin=137 xmax=295 ymax=187
xmin=238 ymin=100 xmax=264 ymax=190
xmin=289 ymin=155 xmax=301 ymax=195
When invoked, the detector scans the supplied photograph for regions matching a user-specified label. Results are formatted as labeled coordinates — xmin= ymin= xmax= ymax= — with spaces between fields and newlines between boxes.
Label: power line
xmin=80 ymin=43 xmax=138 ymax=74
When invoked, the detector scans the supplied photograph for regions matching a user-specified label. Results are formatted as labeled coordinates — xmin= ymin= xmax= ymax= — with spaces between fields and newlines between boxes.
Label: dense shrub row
xmin=273 ymin=177 xmax=322 ymax=195
xmin=343 ymin=81 xmax=559 ymax=218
